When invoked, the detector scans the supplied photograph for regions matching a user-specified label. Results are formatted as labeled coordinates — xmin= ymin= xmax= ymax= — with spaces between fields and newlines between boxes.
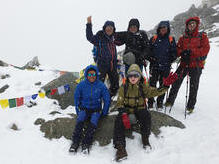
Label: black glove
xmin=118 ymin=108 xmax=127 ymax=115
xmin=148 ymin=56 xmax=157 ymax=63
xmin=181 ymin=49 xmax=191 ymax=64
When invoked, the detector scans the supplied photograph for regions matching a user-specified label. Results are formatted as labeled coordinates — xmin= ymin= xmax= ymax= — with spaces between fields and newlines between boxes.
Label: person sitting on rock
xmin=113 ymin=64 xmax=177 ymax=162
xmin=69 ymin=65 xmax=110 ymax=154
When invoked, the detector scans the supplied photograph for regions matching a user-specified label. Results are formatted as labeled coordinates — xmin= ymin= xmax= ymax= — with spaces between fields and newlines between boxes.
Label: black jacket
xmin=115 ymin=30 xmax=151 ymax=66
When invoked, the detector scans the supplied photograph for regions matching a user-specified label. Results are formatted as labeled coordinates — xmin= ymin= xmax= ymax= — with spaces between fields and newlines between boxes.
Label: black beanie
xmin=128 ymin=19 xmax=140 ymax=30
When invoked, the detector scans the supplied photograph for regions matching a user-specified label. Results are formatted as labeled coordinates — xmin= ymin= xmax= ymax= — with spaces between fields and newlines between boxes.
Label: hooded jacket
xmin=114 ymin=19 xmax=151 ymax=66
xmin=149 ymin=21 xmax=177 ymax=70
xmin=116 ymin=64 xmax=167 ymax=113
xmin=86 ymin=21 xmax=117 ymax=70
xmin=177 ymin=17 xmax=210 ymax=68
xmin=74 ymin=65 xmax=110 ymax=115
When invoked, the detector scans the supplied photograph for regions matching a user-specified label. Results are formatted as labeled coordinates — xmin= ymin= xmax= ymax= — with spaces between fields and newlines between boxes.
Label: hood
xmin=84 ymin=65 xmax=99 ymax=81
xmin=128 ymin=18 xmax=140 ymax=31
xmin=157 ymin=21 xmax=170 ymax=35
xmin=103 ymin=21 xmax=116 ymax=33
xmin=185 ymin=17 xmax=200 ymax=36
xmin=127 ymin=64 xmax=143 ymax=77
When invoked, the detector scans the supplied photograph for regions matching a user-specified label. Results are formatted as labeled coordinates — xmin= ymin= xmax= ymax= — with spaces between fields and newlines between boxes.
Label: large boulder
xmin=36 ymin=111 xmax=185 ymax=146
xmin=42 ymin=72 xmax=78 ymax=109
xmin=22 ymin=56 xmax=40 ymax=69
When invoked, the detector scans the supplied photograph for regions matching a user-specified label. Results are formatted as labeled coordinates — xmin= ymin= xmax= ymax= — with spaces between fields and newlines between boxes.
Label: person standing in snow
xmin=148 ymin=21 xmax=177 ymax=110
xmin=69 ymin=65 xmax=110 ymax=154
xmin=113 ymin=64 xmax=177 ymax=162
xmin=114 ymin=18 xmax=152 ymax=74
xmin=165 ymin=17 xmax=210 ymax=114
xmin=86 ymin=16 xmax=119 ymax=98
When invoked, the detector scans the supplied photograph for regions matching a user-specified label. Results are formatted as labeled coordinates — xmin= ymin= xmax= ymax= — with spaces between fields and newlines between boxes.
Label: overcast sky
xmin=0 ymin=0 xmax=202 ymax=71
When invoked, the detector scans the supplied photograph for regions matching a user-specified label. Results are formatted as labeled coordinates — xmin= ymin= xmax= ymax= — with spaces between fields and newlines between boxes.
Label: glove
xmin=163 ymin=72 xmax=178 ymax=87
xmin=122 ymin=113 xmax=131 ymax=129
xmin=181 ymin=49 xmax=191 ymax=64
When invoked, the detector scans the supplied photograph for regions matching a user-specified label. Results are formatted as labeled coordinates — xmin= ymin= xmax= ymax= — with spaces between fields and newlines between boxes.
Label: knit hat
xmin=128 ymin=18 xmax=140 ymax=31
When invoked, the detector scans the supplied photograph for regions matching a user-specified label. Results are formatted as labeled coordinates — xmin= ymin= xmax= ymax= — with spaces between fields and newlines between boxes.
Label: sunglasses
xmin=128 ymin=74 xmax=140 ymax=78
xmin=87 ymin=73 xmax=96 ymax=77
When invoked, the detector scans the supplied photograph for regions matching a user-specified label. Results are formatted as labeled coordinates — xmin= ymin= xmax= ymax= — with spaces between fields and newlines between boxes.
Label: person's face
xmin=129 ymin=25 xmax=138 ymax=33
xmin=159 ymin=26 xmax=168 ymax=36
xmin=128 ymin=74 xmax=140 ymax=84
xmin=105 ymin=26 xmax=114 ymax=36
xmin=87 ymin=70 xmax=97 ymax=83
xmin=188 ymin=21 xmax=197 ymax=31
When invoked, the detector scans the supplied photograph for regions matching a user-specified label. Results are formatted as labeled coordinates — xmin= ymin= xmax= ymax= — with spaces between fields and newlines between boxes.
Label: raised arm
xmin=86 ymin=16 xmax=99 ymax=45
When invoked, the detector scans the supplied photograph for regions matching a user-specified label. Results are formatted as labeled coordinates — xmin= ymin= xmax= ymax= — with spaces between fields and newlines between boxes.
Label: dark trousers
xmin=98 ymin=64 xmax=119 ymax=97
xmin=113 ymin=109 xmax=151 ymax=149
xmin=167 ymin=66 xmax=202 ymax=109
xmin=72 ymin=113 xmax=97 ymax=148
xmin=148 ymin=68 xmax=170 ymax=106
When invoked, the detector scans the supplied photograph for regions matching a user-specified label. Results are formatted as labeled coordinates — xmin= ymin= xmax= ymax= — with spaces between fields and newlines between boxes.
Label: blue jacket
xmin=74 ymin=65 xmax=110 ymax=116
xmin=86 ymin=21 xmax=117 ymax=70
xmin=149 ymin=21 xmax=177 ymax=70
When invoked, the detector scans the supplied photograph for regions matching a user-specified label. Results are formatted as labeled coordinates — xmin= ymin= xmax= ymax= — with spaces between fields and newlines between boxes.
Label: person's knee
xmin=90 ymin=112 xmax=101 ymax=127
xmin=77 ymin=110 xmax=87 ymax=123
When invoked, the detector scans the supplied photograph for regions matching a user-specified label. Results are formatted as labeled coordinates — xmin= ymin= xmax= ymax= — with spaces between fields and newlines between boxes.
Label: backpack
xmin=123 ymin=77 xmax=148 ymax=108
xmin=151 ymin=35 xmax=174 ymax=45
xmin=92 ymin=40 xmax=101 ymax=63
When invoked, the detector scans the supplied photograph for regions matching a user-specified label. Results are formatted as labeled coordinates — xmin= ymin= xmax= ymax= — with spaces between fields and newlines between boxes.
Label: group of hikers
xmin=69 ymin=16 xmax=210 ymax=161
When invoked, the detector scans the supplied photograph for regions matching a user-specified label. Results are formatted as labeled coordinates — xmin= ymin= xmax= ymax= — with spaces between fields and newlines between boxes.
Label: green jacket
xmin=117 ymin=64 xmax=168 ymax=113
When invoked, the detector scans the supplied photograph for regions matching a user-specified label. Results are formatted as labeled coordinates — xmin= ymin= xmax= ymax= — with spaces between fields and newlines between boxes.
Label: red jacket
xmin=177 ymin=17 xmax=210 ymax=68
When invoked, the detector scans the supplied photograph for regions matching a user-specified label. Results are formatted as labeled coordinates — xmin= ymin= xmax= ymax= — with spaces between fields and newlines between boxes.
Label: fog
xmin=0 ymin=0 xmax=202 ymax=71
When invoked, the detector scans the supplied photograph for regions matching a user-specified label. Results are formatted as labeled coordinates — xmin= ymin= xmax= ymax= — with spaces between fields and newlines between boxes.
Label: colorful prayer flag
xmin=32 ymin=94 xmax=38 ymax=100
xmin=0 ymin=99 xmax=9 ymax=109
xmin=58 ymin=86 xmax=65 ymax=95
xmin=16 ymin=97 xmax=24 ymax=107
xmin=64 ymin=84 xmax=70 ymax=92
xmin=50 ymin=89 xmax=57 ymax=95
xmin=24 ymin=96 xmax=31 ymax=103
xmin=9 ymin=99 xmax=16 ymax=108
xmin=39 ymin=92 xmax=45 ymax=98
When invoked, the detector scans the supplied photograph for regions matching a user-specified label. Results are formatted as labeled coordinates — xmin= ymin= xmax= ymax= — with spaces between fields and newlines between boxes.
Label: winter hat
xmin=128 ymin=18 xmax=140 ymax=31
xmin=103 ymin=21 xmax=116 ymax=32
xmin=87 ymin=67 xmax=96 ymax=73
xmin=157 ymin=21 xmax=170 ymax=34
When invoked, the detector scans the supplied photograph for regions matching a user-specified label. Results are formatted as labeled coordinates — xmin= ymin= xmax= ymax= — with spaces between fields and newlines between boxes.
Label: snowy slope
xmin=0 ymin=43 xmax=219 ymax=163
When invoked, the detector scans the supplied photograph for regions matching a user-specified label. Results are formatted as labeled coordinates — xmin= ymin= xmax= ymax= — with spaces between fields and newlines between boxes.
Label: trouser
xmin=98 ymin=64 xmax=119 ymax=97
xmin=148 ymin=68 xmax=170 ymax=106
xmin=113 ymin=109 xmax=151 ymax=149
xmin=72 ymin=110 xmax=100 ymax=147
xmin=167 ymin=66 xmax=202 ymax=109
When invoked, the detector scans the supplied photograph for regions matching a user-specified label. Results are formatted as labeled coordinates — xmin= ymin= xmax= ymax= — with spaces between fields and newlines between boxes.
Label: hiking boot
xmin=141 ymin=134 xmax=151 ymax=150
xmin=81 ymin=145 xmax=90 ymax=155
xmin=69 ymin=143 xmax=79 ymax=153
xmin=148 ymin=103 xmax=153 ymax=109
xmin=157 ymin=103 xmax=163 ymax=111
xmin=115 ymin=145 xmax=128 ymax=162
xmin=186 ymin=108 xmax=194 ymax=114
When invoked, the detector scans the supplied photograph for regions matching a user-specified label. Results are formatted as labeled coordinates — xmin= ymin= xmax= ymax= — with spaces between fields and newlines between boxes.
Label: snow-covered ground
xmin=0 ymin=42 xmax=219 ymax=164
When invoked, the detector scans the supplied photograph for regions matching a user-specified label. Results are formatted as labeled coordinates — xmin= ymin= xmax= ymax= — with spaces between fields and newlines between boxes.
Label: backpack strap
xmin=152 ymin=35 xmax=158 ymax=44
xmin=169 ymin=36 xmax=173 ymax=44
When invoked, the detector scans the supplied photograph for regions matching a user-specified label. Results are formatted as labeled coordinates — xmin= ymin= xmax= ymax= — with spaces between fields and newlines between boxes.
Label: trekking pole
xmin=185 ymin=74 xmax=189 ymax=119
xmin=164 ymin=89 xmax=169 ymax=114
xmin=143 ymin=60 xmax=149 ymax=81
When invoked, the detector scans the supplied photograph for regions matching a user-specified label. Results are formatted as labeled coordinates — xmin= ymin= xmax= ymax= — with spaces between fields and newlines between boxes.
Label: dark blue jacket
xmin=74 ymin=65 xmax=110 ymax=116
xmin=86 ymin=21 xmax=117 ymax=70
xmin=149 ymin=21 xmax=177 ymax=70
